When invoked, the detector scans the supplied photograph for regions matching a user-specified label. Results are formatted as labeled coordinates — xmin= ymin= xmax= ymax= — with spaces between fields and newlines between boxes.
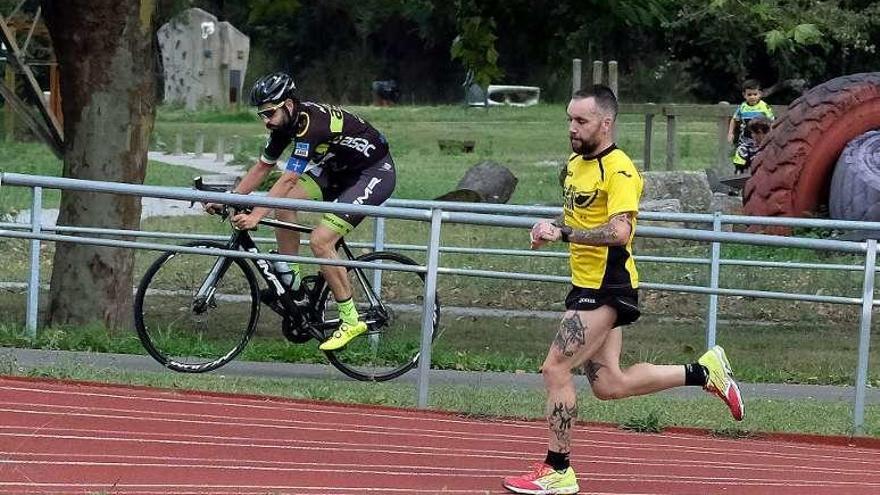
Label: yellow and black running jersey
xmin=563 ymin=145 xmax=643 ymax=289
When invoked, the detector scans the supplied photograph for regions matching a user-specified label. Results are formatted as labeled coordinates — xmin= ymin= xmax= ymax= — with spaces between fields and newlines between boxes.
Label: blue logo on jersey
xmin=294 ymin=142 xmax=310 ymax=158
xmin=285 ymin=157 xmax=308 ymax=174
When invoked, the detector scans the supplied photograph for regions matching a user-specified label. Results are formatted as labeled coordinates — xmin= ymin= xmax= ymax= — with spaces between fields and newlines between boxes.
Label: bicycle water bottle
xmin=272 ymin=260 xmax=294 ymax=288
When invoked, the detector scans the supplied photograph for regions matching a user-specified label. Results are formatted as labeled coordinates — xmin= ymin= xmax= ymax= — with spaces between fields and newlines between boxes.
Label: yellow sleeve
xmin=606 ymin=160 xmax=643 ymax=217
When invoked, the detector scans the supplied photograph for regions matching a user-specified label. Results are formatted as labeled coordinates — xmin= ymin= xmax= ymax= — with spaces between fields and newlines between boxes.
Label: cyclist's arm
xmin=233 ymin=159 xmax=274 ymax=195
xmin=248 ymin=170 xmax=300 ymax=222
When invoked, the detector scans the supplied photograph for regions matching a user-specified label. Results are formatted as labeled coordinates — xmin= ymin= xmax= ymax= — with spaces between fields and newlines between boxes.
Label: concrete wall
xmin=157 ymin=8 xmax=250 ymax=110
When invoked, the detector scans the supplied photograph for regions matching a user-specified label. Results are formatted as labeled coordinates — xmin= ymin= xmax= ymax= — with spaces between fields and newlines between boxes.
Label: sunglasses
xmin=257 ymin=101 xmax=285 ymax=120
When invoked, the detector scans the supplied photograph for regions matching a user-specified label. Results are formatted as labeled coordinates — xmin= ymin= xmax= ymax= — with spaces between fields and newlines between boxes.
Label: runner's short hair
xmin=572 ymin=85 xmax=618 ymax=120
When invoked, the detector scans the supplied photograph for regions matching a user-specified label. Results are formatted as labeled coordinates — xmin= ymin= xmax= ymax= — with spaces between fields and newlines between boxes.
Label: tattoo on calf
xmin=582 ymin=360 xmax=603 ymax=384
xmin=548 ymin=401 xmax=578 ymax=449
xmin=553 ymin=314 xmax=587 ymax=357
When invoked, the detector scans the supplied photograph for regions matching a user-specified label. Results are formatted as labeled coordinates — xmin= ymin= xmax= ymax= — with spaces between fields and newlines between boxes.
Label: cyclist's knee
xmin=309 ymin=227 xmax=340 ymax=257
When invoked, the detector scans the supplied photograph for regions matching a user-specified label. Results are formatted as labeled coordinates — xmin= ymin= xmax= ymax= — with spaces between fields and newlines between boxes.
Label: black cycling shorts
xmin=564 ymin=286 xmax=641 ymax=328
xmin=300 ymin=153 xmax=396 ymax=235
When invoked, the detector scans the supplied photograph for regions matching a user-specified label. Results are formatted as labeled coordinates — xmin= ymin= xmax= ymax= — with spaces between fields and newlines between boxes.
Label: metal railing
xmin=0 ymin=171 xmax=877 ymax=434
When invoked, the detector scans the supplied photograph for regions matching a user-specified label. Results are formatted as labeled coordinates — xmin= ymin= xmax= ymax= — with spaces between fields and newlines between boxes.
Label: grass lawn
xmin=0 ymin=104 xmax=878 ymax=438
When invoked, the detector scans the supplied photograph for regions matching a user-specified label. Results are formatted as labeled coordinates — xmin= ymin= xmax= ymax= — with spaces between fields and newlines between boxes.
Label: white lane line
xmin=4 ymin=450 xmax=878 ymax=480
xmin=1 ymin=404 xmax=875 ymax=471
xmin=2 ymin=460 xmax=879 ymax=489
xmin=0 ymin=482 xmax=666 ymax=495
xmin=4 ymin=384 xmax=875 ymax=461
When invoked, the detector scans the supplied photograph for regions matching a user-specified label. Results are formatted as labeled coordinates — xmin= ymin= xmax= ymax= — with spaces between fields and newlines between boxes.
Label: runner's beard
xmin=571 ymin=136 xmax=600 ymax=155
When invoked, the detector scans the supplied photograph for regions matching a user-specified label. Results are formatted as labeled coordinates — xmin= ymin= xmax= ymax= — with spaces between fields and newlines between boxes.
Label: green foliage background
xmin=145 ymin=0 xmax=880 ymax=104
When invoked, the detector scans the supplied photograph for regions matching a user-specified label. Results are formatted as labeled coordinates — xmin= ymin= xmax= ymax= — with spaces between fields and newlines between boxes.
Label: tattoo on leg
xmin=553 ymin=314 xmax=586 ymax=357
xmin=548 ymin=401 xmax=578 ymax=451
xmin=582 ymin=360 xmax=603 ymax=384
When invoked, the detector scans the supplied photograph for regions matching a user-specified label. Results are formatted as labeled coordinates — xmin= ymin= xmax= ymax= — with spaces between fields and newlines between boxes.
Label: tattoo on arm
xmin=553 ymin=314 xmax=587 ymax=358
xmin=567 ymin=212 xmax=633 ymax=246
xmin=581 ymin=360 xmax=603 ymax=384
xmin=548 ymin=401 xmax=578 ymax=450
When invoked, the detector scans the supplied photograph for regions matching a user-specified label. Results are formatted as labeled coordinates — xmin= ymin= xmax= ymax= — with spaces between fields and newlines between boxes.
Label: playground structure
xmin=157 ymin=8 xmax=250 ymax=110
xmin=0 ymin=6 xmax=62 ymax=157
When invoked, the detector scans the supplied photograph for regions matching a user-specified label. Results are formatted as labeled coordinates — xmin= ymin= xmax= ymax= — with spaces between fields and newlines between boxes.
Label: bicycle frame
xmin=195 ymin=215 xmax=387 ymax=336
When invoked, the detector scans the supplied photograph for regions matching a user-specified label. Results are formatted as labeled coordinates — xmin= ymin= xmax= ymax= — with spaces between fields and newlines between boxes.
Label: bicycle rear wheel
xmin=134 ymin=242 xmax=260 ymax=373
xmin=317 ymin=251 xmax=440 ymax=381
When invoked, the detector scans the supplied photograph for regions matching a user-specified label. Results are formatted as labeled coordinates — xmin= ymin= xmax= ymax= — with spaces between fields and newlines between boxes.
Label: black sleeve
xmin=261 ymin=129 xmax=292 ymax=164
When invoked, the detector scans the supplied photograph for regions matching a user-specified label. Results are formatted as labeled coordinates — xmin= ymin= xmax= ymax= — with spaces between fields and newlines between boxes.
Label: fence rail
xmin=0 ymin=172 xmax=877 ymax=434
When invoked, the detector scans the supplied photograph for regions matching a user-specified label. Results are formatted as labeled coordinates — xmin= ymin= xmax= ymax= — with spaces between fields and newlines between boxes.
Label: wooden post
xmin=717 ymin=101 xmax=731 ymax=169
xmin=592 ymin=60 xmax=603 ymax=85
xmin=4 ymin=65 xmax=14 ymax=142
xmin=643 ymin=103 xmax=656 ymax=171
xmin=608 ymin=61 xmax=619 ymax=140
xmin=572 ymin=58 xmax=582 ymax=94
xmin=215 ymin=135 xmax=225 ymax=162
xmin=232 ymin=134 xmax=241 ymax=155
xmin=666 ymin=113 xmax=677 ymax=171
xmin=607 ymin=61 xmax=618 ymax=96
xmin=48 ymin=63 xmax=61 ymax=127
xmin=194 ymin=130 xmax=204 ymax=158
xmin=174 ymin=133 xmax=183 ymax=154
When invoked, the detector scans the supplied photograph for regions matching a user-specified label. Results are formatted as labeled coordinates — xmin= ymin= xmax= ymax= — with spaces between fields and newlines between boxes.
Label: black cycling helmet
xmin=249 ymin=72 xmax=296 ymax=107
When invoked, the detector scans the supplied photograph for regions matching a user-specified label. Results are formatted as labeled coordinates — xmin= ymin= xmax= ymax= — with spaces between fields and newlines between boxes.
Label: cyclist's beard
xmin=267 ymin=107 xmax=296 ymax=131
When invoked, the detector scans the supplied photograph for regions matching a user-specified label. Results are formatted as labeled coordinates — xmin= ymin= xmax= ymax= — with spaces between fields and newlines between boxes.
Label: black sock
xmin=544 ymin=450 xmax=570 ymax=472
xmin=684 ymin=363 xmax=708 ymax=386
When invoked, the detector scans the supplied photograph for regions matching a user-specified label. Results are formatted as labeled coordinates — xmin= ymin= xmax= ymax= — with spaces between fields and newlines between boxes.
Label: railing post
xmin=853 ymin=238 xmax=877 ymax=435
xmin=666 ymin=112 xmax=677 ymax=171
xmin=174 ymin=133 xmax=183 ymax=155
xmin=26 ymin=186 xmax=42 ymax=337
xmin=371 ymin=216 xmax=386 ymax=291
xmin=417 ymin=208 xmax=443 ymax=408
xmin=706 ymin=211 xmax=722 ymax=349
xmin=572 ymin=58 xmax=582 ymax=94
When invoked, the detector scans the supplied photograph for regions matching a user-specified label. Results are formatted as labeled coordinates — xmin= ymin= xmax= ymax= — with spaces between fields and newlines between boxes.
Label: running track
xmin=0 ymin=376 xmax=878 ymax=494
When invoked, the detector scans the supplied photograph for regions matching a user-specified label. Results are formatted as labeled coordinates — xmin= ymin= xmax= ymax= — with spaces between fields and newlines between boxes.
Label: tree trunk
xmin=42 ymin=1 xmax=156 ymax=329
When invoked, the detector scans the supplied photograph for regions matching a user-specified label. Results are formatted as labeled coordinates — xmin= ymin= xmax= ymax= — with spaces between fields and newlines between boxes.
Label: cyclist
xmin=205 ymin=71 xmax=396 ymax=351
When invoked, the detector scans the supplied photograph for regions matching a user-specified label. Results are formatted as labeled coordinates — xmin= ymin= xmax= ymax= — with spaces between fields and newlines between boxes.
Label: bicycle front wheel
xmin=134 ymin=242 xmax=260 ymax=373
xmin=318 ymin=251 xmax=440 ymax=381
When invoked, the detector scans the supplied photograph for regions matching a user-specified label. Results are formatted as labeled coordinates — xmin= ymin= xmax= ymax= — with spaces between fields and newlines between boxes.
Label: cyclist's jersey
xmin=562 ymin=145 xmax=642 ymax=290
xmin=733 ymin=100 xmax=774 ymax=142
xmin=261 ymin=101 xmax=390 ymax=176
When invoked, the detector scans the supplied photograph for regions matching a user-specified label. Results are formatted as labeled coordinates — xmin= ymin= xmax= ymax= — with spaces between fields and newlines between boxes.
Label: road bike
xmin=133 ymin=177 xmax=440 ymax=381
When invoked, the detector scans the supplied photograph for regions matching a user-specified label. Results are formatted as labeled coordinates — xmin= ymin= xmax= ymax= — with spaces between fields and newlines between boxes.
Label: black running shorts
xmin=564 ymin=286 xmax=641 ymax=328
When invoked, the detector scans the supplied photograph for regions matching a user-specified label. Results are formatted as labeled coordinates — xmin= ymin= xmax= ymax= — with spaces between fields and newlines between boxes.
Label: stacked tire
xmin=744 ymin=73 xmax=880 ymax=227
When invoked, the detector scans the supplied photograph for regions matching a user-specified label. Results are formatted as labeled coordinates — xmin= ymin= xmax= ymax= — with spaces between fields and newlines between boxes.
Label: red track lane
xmin=0 ymin=376 xmax=878 ymax=495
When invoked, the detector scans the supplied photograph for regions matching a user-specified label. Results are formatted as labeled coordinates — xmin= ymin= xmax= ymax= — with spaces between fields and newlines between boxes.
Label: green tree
xmin=666 ymin=0 xmax=880 ymax=99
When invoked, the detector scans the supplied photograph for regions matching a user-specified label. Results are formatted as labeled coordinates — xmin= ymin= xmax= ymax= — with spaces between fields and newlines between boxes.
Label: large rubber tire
xmin=829 ymin=130 xmax=880 ymax=222
xmin=744 ymin=73 xmax=880 ymax=223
